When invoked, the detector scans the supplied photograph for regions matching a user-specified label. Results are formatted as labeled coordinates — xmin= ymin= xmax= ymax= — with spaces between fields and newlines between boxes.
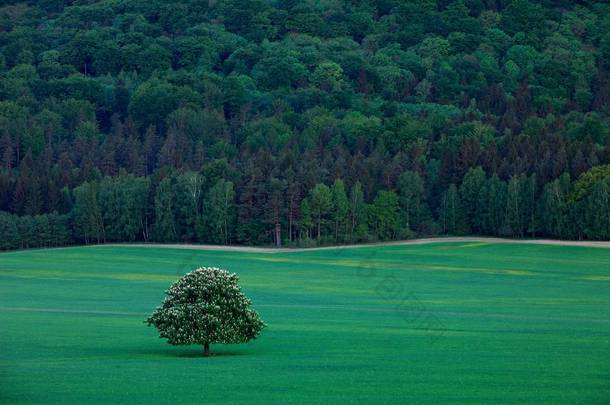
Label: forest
xmin=0 ymin=0 xmax=609 ymax=250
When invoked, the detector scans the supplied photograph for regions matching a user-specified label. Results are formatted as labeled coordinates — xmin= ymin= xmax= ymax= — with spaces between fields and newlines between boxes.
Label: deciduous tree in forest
xmin=398 ymin=171 xmax=426 ymax=234
xmin=331 ymin=179 xmax=349 ymax=242
xmin=369 ymin=191 xmax=400 ymax=241
xmin=309 ymin=183 xmax=332 ymax=241
xmin=153 ymin=176 xmax=177 ymax=242
xmin=204 ymin=179 xmax=235 ymax=245
xmin=73 ymin=181 xmax=104 ymax=244
xmin=460 ymin=167 xmax=486 ymax=234
xmin=349 ymin=181 xmax=366 ymax=242
xmin=440 ymin=184 xmax=464 ymax=235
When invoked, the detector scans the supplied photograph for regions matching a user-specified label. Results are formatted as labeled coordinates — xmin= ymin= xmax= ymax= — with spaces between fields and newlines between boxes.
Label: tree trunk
xmin=275 ymin=222 xmax=281 ymax=248
xmin=288 ymin=196 xmax=294 ymax=243
xmin=334 ymin=220 xmax=338 ymax=242
xmin=203 ymin=342 xmax=210 ymax=356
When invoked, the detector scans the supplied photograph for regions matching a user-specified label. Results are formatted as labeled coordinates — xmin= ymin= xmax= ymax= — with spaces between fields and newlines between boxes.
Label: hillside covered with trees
xmin=1 ymin=0 xmax=610 ymax=250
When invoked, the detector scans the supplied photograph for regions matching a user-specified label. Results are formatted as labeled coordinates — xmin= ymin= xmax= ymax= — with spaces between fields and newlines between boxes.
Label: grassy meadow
xmin=0 ymin=242 xmax=609 ymax=404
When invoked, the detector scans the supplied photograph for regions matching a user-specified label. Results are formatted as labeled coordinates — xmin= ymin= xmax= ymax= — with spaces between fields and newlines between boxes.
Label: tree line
xmin=1 ymin=163 xmax=608 ymax=250
xmin=1 ymin=0 xmax=610 ymax=249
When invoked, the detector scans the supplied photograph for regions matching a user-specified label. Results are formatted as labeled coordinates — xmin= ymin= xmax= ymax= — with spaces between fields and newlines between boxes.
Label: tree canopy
xmin=0 ymin=0 xmax=609 ymax=249
xmin=147 ymin=267 xmax=265 ymax=356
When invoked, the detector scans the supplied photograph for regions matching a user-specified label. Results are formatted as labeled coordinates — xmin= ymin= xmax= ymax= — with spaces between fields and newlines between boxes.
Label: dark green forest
xmin=1 ymin=0 xmax=610 ymax=250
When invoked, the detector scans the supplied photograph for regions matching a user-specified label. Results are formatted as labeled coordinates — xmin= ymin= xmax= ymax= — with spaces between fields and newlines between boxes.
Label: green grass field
xmin=1 ymin=242 xmax=609 ymax=404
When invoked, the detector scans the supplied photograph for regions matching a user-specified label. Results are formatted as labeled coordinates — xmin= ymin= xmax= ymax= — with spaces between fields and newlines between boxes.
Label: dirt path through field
xmin=105 ymin=237 xmax=610 ymax=253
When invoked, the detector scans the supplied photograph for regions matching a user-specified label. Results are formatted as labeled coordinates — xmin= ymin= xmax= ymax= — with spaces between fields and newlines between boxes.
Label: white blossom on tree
xmin=147 ymin=267 xmax=265 ymax=356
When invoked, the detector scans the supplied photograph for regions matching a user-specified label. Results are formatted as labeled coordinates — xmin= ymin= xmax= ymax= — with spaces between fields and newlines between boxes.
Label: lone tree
xmin=147 ymin=267 xmax=265 ymax=356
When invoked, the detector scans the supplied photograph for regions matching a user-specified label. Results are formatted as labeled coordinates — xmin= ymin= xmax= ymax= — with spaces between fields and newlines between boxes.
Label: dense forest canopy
xmin=0 ymin=0 xmax=610 ymax=249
